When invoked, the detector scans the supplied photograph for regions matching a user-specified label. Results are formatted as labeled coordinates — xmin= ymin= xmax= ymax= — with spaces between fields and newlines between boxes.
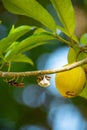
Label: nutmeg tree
xmin=0 ymin=0 xmax=87 ymax=99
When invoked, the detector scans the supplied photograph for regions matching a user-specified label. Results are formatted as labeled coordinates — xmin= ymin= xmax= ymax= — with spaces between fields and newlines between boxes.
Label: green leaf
xmin=68 ymin=47 xmax=87 ymax=64
xmin=68 ymin=48 xmax=76 ymax=63
xmin=9 ymin=25 xmax=15 ymax=34
xmin=80 ymin=82 xmax=87 ymax=99
xmin=34 ymin=28 xmax=47 ymax=34
xmin=4 ymin=32 xmax=57 ymax=61
xmin=0 ymin=25 xmax=35 ymax=53
xmin=80 ymin=33 xmax=87 ymax=45
xmin=11 ymin=53 xmax=34 ymax=65
xmin=50 ymin=0 xmax=76 ymax=36
xmin=2 ymin=0 xmax=57 ymax=32
xmin=78 ymin=52 xmax=87 ymax=61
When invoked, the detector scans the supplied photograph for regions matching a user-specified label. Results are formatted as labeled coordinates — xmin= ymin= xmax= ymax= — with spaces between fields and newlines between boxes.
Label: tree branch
xmin=0 ymin=58 xmax=87 ymax=78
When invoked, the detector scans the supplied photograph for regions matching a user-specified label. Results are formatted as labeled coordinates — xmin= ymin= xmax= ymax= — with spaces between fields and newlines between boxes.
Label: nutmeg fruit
xmin=55 ymin=66 xmax=86 ymax=98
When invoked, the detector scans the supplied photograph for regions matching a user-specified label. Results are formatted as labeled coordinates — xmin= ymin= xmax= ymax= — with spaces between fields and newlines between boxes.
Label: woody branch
xmin=0 ymin=58 xmax=87 ymax=78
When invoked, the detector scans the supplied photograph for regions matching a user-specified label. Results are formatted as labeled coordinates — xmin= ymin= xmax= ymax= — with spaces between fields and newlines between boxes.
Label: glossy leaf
xmin=50 ymin=0 xmax=76 ymax=36
xmin=80 ymin=33 xmax=87 ymax=45
xmin=0 ymin=25 xmax=35 ymax=53
xmin=2 ymin=0 xmax=57 ymax=32
xmin=11 ymin=53 xmax=33 ymax=65
xmin=4 ymin=32 xmax=57 ymax=61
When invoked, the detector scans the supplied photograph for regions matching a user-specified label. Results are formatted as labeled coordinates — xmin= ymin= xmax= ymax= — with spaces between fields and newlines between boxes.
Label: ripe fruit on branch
xmin=55 ymin=66 xmax=86 ymax=98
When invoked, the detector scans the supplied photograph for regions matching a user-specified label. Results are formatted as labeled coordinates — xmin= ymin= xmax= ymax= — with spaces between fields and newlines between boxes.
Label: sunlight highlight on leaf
xmin=2 ymin=0 xmax=57 ymax=32
xmin=50 ymin=0 xmax=76 ymax=36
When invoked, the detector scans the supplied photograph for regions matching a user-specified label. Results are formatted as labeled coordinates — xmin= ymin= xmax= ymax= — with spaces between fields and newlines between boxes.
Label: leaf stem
xmin=55 ymin=35 xmax=71 ymax=46
xmin=0 ymin=58 xmax=87 ymax=78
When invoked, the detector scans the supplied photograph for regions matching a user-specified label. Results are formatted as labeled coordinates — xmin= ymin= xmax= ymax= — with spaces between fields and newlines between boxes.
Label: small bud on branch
xmin=0 ymin=58 xmax=87 ymax=78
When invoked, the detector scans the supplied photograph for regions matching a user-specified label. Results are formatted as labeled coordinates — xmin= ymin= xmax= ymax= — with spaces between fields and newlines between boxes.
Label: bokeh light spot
xmin=22 ymin=84 xmax=46 ymax=108
xmin=49 ymin=104 xmax=86 ymax=130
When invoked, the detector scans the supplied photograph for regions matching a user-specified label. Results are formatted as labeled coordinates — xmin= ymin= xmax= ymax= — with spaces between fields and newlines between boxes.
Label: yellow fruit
xmin=55 ymin=66 xmax=86 ymax=98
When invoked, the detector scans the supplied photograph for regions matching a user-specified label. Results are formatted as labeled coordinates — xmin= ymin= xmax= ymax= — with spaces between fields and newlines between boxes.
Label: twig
xmin=0 ymin=58 xmax=87 ymax=78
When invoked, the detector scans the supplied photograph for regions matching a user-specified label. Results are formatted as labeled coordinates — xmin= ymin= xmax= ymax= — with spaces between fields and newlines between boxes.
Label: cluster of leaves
xmin=1 ymin=0 xmax=87 ymax=65
xmin=0 ymin=25 xmax=57 ymax=66
xmin=0 ymin=0 xmax=78 ymax=66
xmin=1 ymin=0 xmax=87 ymax=98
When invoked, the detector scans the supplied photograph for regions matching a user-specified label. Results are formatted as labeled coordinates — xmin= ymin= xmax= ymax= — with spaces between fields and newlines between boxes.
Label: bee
xmin=7 ymin=79 xmax=25 ymax=87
